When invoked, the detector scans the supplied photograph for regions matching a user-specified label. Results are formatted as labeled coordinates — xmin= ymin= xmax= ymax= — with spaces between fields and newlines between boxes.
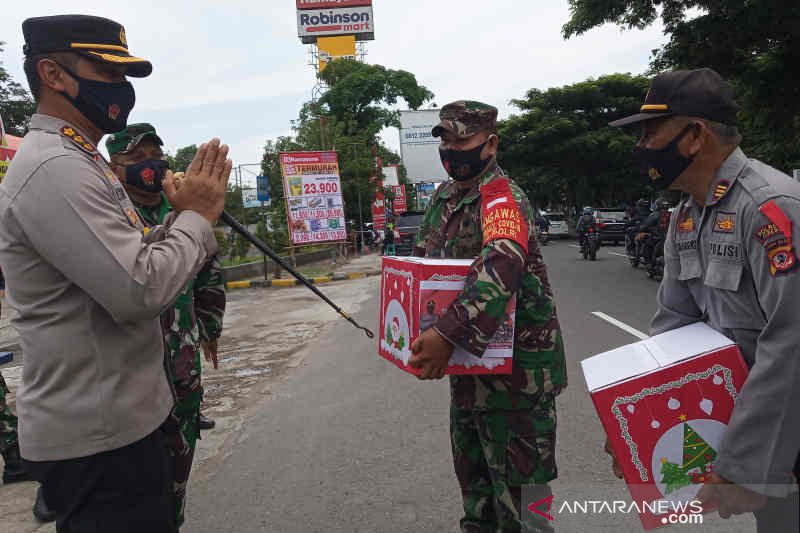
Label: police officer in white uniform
xmin=0 ymin=15 xmax=232 ymax=532
xmin=607 ymin=68 xmax=799 ymax=532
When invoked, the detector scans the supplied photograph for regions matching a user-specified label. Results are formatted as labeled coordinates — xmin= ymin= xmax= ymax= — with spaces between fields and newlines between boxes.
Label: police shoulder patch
xmin=60 ymin=126 xmax=97 ymax=155
xmin=480 ymin=178 xmax=529 ymax=252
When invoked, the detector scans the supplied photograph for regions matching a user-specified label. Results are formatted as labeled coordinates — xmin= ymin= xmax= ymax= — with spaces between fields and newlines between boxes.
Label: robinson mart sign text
xmin=297 ymin=5 xmax=374 ymax=38
xmin=296 ymin=0 xmax=371 ymax=8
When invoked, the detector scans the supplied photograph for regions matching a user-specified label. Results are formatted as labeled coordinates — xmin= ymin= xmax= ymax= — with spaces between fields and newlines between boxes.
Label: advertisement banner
xmin=416 ymin=182 xmax=436 ymax=210
xmin=242 ymin=188 xmax=261 ymax=209
xmin=317 ymin=35 xmax=356 ymax=71
xmin=297 ymin=0 xmax=371 ymax=8
xmin=371 ymin=190 xmax=386 ymax=230
xmin=399 ymin=110 xmax=448 ymax=183
xmin=280 ymin=151 xmax=347 ymax=244
xmin=392 ymin=185 xmax=407 ymax=214
xmin=297 ymin=5 xmax=375 ymax=43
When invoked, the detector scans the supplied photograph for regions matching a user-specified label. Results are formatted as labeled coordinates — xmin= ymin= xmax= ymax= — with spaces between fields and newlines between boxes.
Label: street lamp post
xmin=350 ymin=143 xmax=364 ymax=255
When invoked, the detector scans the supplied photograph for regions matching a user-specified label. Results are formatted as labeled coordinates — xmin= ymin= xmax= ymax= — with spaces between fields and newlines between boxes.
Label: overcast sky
xmin=2 ymin=1 xmax=667 ymax=186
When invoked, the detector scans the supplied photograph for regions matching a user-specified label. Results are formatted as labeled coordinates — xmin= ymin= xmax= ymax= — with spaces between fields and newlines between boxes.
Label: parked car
xmin=395 ymin=211 xmax=425 ymax=255
xmin=593 ymin=208 xmax=627 ymax=244
xmin=542 ymin=212 xmax=569 ymax=238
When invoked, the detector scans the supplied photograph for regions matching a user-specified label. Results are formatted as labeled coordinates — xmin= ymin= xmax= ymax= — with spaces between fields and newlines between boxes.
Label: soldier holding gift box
xmin=410 ymin=100 xmax=567 ymax=533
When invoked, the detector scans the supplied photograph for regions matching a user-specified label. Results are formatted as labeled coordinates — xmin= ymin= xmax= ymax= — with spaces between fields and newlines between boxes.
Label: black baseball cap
xmin=23 ymin=15 xmax=152 ymax=77
xmin=609 ymin=68 xmax=739 ymax=128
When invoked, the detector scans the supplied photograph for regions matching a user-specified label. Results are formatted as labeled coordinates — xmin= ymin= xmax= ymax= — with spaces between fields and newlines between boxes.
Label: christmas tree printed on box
xmin=660 ymin=417 xmax=718 ymax=495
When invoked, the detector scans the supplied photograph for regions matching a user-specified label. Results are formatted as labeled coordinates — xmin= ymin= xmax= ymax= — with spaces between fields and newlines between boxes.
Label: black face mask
xmin=57 ymin=63 xmax=136 ymax=134
xmin=439 ymin=137 xmax=494 ymax=182
xmin=124 ymin=159 xmax=169 ymax=193
xmin=633 ymin=124 xmax=696 ymax=190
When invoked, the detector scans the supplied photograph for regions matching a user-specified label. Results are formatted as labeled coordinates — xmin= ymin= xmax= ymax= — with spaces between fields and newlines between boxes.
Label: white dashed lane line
xmin=591 ymin=311 xmax=650 ymax=340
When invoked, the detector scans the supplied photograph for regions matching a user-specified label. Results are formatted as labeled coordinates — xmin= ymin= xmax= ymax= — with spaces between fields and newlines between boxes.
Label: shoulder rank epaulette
xmin=60 ymin=126 xmax=97 ymax=155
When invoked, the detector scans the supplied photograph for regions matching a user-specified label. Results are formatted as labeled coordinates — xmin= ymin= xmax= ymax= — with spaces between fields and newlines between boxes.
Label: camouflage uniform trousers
xmin=0 ymin=371 xmax=19 ymax=454
xmin=451 ymin=393 xmax=558 ymax=533
xmin=162 ymin=349 xmax=202 ymax=528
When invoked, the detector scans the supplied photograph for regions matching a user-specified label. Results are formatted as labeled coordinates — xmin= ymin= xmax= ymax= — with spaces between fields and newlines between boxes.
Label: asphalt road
xmin=183 ymin=241 xmax=757 ymax=532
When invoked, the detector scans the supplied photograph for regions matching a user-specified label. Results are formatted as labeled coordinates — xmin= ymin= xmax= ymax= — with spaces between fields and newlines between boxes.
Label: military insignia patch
xmin=713 ymin=212 xmax=736 ymax=233
xmin=120 ymin=27 xmax=128 ymax=46
xmin=480 ymin=179 xmax=529 ymax=252
xmin=678 ymin=215 xmax=695 ymax=233
xmin=712 ymin=180 xmax=730 ymax=202
xmin=60 ymin=125 xmax=96 ymax=154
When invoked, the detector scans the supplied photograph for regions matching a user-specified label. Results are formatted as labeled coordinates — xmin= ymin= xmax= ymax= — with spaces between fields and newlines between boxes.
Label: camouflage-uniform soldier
xmin=411 ymin=101 xmax=567 ymax=533
xmin=0 ymin=371 xmax=23 ymax=480
xmin=107 ymin=124 xmax=227 ymax=527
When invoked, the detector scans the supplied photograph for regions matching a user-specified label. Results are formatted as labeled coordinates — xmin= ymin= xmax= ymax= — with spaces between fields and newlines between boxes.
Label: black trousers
xmin=24 ymin=425 xmax=177 ymax=533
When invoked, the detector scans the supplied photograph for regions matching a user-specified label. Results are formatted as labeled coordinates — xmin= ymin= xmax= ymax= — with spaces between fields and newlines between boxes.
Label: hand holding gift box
xmin=379 ymin=256 xmax=515 ymax=377
xmin=581 ymin=322 xmax=750 ymax=530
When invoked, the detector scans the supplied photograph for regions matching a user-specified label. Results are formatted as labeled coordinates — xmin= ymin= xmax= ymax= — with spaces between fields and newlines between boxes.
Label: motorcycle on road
xmin=581 ymin=226 xmax=599 ymax=261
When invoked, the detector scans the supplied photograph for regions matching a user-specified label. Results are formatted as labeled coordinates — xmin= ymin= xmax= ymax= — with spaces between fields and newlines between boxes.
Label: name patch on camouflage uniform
xmin=480 ymin=179 xmax=528 ymax=252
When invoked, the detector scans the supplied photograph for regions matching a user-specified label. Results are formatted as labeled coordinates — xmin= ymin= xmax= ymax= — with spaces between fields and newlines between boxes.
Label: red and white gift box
xmin=379 ymin=256 xmax=515 ymax=376
xmin=581 ymin=322 xmax=749 ymax=530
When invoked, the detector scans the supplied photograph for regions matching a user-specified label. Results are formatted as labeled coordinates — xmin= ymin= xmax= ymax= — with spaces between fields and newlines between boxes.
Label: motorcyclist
xmin=636 ymin=199 xmax=669 ymax=269
xmin=630 ymin=198 xmax=651 ymax=225
xmin=576 ymin=207 xmax=597 ymax=248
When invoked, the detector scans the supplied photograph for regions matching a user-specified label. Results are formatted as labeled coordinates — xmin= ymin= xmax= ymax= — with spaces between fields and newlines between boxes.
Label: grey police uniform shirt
xmin=0 ymin=115 xmax=218 ymax=461
xmin=652 ymin=147 xmax=800 ymax=498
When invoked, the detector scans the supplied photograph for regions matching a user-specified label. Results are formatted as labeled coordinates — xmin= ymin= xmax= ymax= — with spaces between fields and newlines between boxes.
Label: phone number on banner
xmin=293 ymin=230 xmax=348 ymax=243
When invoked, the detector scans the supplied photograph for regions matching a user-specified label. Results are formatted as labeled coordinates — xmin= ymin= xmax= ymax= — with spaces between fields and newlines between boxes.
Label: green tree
xmin=264 ymin=60 xmax=434 ymax=227
xmin=563 ymin=0 xmax=800 ymax=172
xmin=498 ymin=73 xmax=651 ymax=209
xmin=168 ymin=144 xmax=198 ymax=173
xmin=0 ymin=41 xmax=35 ymax=136
xmin=233 ymin=231 xmax=250 ymax=259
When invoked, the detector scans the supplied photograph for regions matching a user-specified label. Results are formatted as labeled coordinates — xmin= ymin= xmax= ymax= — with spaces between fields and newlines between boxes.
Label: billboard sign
xmin=317 ymin=35 xmax=356 ymax=71
xmin=398 ymin=110 xmax=448 ymax=184
xmin=416 ymin=182 xmax=437 ymax=210
xmin=280 ymin=151 xmax=347 ymax=244
xmin=392 ymin=185 xmax=407 ymax=214
xmin=256 ymin=175 xmax=271 ymax=204
xmin=242 ymin=188 xmax=261 ymax=209
xmin=297 ymin=5 xmax=375 ymax=43
xmin=297 ymin=0 xmax=372 ymax=9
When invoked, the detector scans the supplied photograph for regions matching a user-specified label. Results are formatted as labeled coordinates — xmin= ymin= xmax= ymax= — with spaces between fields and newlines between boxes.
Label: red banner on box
xmin=379 ymin=257 xmax=514 ymax=376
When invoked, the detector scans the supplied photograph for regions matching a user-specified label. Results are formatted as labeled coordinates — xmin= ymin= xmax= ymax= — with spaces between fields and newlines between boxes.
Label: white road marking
xmin=569 ymin=244 xmax=581 ymax=249
xmin=591 ymin=311 xmax=650 ymax=340
xmin=607 ymin=252 xmax=629 ymax=258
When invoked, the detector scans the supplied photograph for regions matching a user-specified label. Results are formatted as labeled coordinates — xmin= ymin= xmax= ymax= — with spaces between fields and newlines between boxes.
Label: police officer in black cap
xmin=605 ymin=68 xmax=800 ymax=532
xmin=0 ymin=15 xmax=232 ymax=532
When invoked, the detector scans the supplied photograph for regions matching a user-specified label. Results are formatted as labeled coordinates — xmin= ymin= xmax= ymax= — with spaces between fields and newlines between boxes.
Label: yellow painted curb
xmin=271 ymin=279 xmax=297 ymax=287
xmin=226 ymin=281 xmax=251 ymax=289
xmin=347 ymin=273 xmax=366 ymax=279
xmin=312 ymin=276 xmax=333 ymax=284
